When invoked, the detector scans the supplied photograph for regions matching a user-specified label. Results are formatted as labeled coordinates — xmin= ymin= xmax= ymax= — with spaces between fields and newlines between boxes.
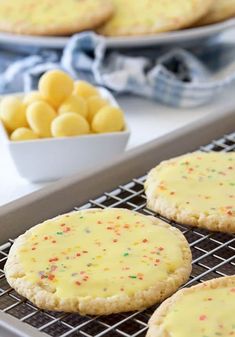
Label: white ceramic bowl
xmin=0 ymin=88 xmax=130 ymax=182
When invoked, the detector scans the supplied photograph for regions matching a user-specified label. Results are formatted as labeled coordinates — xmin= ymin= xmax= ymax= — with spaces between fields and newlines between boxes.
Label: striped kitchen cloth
xmin=0 ymin=31 xmax=235 ymax=107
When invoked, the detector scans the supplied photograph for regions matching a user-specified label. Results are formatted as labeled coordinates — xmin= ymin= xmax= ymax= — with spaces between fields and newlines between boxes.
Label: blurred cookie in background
xmin=0 ymin=0 xmax=114 ymax=36
xmin=197 ymin=0 xmax=235 ymax=25
xmin=97 ymin=0 xmax=213 ymax=36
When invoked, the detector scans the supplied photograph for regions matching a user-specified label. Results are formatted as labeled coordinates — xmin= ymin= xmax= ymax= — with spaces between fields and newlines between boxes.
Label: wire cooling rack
xmin=0 ymin=132 xmax=235 ymax=337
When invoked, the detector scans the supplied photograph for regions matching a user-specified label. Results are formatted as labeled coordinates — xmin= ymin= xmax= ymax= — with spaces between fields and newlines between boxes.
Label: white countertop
xmin=1 ymin=84 xmax=235 ymax=207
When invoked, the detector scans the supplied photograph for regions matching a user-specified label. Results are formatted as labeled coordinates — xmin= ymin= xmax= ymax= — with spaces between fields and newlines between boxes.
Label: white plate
xmin=0 ymin=18 xmax=235 ymax=49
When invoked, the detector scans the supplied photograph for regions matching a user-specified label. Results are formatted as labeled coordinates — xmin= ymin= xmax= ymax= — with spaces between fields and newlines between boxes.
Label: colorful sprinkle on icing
xmin=199 ymin=315 xmax=207 ymax=321
xmin=161 ymin=283 xmax=235 ymax=337
xmin=154 ymin=152 xmax=235 ymax=217
xmin=19 ymin=209 xmax=185 ymax=299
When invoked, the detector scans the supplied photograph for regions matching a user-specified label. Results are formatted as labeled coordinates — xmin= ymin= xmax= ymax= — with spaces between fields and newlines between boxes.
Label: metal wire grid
xmin=0 ymin=132 xmax=235 ymax=337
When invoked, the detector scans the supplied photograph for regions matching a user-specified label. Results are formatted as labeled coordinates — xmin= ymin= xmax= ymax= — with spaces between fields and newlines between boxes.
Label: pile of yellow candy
xmin=0 ymin=70 xmax=125 ymax=141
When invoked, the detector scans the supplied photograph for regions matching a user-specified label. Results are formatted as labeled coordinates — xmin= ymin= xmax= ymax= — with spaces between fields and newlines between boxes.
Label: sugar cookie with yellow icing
xmin=0 ymin=0 xmax=114 ymax=36
xmin=197 ymin=0 xmax=235 ymax=25
xmin=4 ymin=208 xmax=191 ymax=315
xmin=145 ymin=151 xmax=235 ymax=233
xmin=147 ymin=276 xmax=235 ymax=337
xmin=97 ymin=0 xmax=213 ymax=36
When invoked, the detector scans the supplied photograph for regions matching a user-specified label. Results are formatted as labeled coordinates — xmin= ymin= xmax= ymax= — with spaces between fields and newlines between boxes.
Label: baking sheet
xmin=0 ymin=107 xmax=235 ymax=337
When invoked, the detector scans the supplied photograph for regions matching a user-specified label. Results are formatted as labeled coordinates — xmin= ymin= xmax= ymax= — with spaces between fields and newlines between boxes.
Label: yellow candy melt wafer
xmin=58 ymin=95 xmax=88 ymax=119
xmin=23 ymin=91 xmax=50 ymax=106
xmin=51 ymin=112 xmax=90 ymax=137
xmin=87 ymin=95 xmax=108 ymax=123
xmin=0 ymin=96 xmax=27 ymax=132
xmin=92 ymin=106 xmax=125 ymax=133
xmin=10 ymin=127 xmax=38 ymax=141
xmin=39 ymin=70 xmax=74 ymax=108
xmin=26 ymin=101 xmax=56 ymax=138
xmin=74 ymin=81 xmax=99 ymax=99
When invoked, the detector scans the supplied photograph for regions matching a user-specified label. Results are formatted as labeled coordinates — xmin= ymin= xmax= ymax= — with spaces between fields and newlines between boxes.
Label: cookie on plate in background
xmin=0 ymin=0 xmax=114 ymax=36
xmin=147 ymin=276 xmax=235 ymax=337
xmin=97 ymin=0 xmax=213 ymax=36
xmin=197 ymin=0 xmax=235 ymax=25
xmin=145 ymin=151 xmax=235 ymax=233
xmin=4 ymin=208 xmax=192 ymax=315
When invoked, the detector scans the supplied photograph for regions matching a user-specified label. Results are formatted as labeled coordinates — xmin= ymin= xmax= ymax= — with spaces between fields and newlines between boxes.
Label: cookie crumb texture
xmin=98 ymin=0 xmax=213 ymax=36
xmin=147 ymin=276 xmax=235 ymax=337
xmin=5 ymin=208 xmax=191 ymax=315
xmin=0 ymin=0 xmax=114 ymax=36
xmin=145 ymin=152 xmax=235 ymax=233
xmin=197 ymin=0 xmax=235 ymax=25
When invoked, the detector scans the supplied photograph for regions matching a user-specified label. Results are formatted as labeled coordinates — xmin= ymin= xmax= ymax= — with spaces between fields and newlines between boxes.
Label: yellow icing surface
xmin=19 ymin=209 xmax=185 ymax=299
xmin=0 ymin=0 xmax=106 ymax=25
xmin=154 ymin=152 xmax=235 ymax=216
xmin=161 ymin=284 xmax=235 ymax=337
xmin=99 ymin=0 xmax=207 ymax=34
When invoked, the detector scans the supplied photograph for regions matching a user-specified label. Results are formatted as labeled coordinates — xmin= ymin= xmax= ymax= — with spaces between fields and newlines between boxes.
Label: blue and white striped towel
xmin=0 ymin=31 xmax=235 ymax=107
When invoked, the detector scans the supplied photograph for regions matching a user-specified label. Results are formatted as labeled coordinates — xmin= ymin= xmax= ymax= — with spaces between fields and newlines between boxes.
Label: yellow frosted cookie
xmin=4 ymin=208 xmax=192 ymax=315
xmin=0 ymin=0 xmax=114 ymax=36
xmin=147 ymin=276 xmax=235 ymax=337
xmin=145 ymin=152 xmax=235 ymax=233
xmin=98 ymin=0 xmax=213 ymax=36
xmin=0 ymin=96 xmax=27 ymax=132
xmin=197 ymin=0 xmax=235 ymax=25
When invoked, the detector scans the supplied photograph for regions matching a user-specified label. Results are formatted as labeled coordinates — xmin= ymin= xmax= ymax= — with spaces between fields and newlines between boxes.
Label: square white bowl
xmin=0 ymin=88 xmax=130 ymax=182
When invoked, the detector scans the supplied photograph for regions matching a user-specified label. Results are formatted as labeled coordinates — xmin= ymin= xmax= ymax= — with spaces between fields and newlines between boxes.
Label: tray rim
xmin=0 ymin=312 xmax=47 ymax=337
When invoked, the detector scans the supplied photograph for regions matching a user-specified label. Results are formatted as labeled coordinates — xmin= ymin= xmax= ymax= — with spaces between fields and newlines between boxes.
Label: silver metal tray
xmin=0 ymin=107 xmax=235 ymax=337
